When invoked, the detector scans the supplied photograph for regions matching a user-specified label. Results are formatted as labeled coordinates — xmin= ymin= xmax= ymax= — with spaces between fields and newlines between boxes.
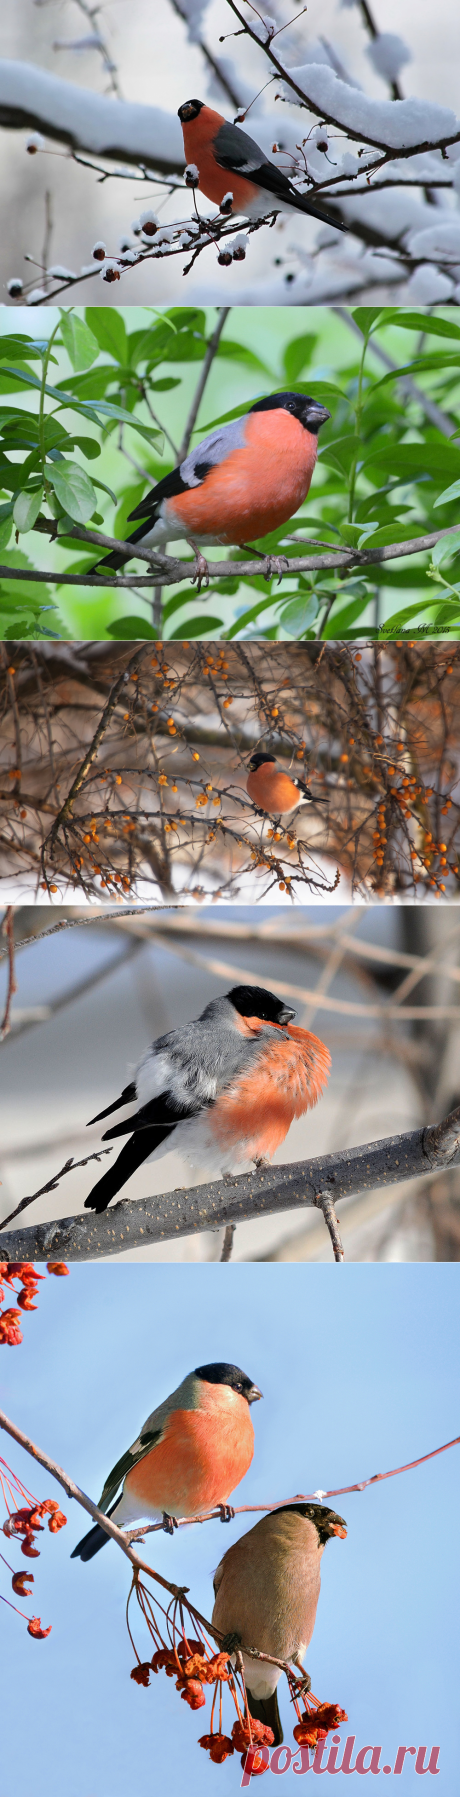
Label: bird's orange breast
xmin=182 ymin=107 xmax=260 ymax=212
xmin=166 ymin=410 xmax=318 ymax=546
xmin=247 ymin=766 xmax=303 ymax=814
xmin=208 ymin=1026 xmax=331 ymax=1162
xmin=123 ymin=1390 xmax=254 ymax=1519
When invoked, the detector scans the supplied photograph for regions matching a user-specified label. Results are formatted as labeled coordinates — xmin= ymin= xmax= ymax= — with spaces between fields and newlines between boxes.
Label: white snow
xmin=366 ymin=35 xmax=412 ymax=82
xmin=47 ymin=265 xmax=78 ymax=279
xmin=25 ymin=130 xmax=45 ymax=151
xmin=26 ymin=288 xmax=47 ymax=304
xmin=405 ymin=264 xmax=455 ymax=302
xmin=406 ymin=220 xmax=460 ymax=261
xmin=279 ymin=63 xmax=459 ymax=150
xmin=0 ymin=61 xmax=183 ymax=167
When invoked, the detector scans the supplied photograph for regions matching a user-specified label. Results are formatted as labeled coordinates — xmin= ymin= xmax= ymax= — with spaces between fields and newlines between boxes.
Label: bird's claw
xmin=220 ymin=1630 xmax=241 ymax=1654
xmin=191 ymin=548 xmax=210 ymax=592
xmin=218 ymin=1503 xmax=235 ymax=1523
xmin=263 ymin=553 xmax=289 ymax=585
xmin=162 ymin=1511 xmax=179 ymax=1534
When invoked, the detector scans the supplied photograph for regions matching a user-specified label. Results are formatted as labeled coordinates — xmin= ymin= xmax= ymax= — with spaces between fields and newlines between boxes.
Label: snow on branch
xmin=0 ymin=60 xmax=184 ymax=171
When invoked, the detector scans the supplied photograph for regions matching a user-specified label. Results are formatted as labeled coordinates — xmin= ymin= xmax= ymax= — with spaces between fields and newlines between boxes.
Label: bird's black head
xmin=274 ymin=1502 xmax=347 ymax=1543
xmin=229 ymin=984 xmax=296 ymax=1026
xmin=194 ymin=1362 xmax=262 ymax=1403
xmin=178 ymin=99 xmax=204 ymax=123
xmin=248 ymin=752 xmax=276 ymax=771
xmin=249 ymin=392 xmax=330 ymax=436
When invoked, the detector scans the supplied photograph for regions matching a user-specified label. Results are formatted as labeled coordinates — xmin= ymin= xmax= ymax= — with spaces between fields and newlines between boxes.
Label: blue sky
xmin=0 ymin=1262 xmax=458 ymax=1794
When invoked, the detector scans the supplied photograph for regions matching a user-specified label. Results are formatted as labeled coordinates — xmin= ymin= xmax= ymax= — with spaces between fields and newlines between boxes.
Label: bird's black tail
xmin=84 ymin=1125 xmax=174 ymax=1212
xmin=71 ymin=1502 xmax=118 ymax=1562
xmin=247 ymin=1689 xmax=283 ymax=1745
xmin=93 ymin=518 xmax=156 ymax=574
xmin=290 ymin=192 xmax=347 ymax=231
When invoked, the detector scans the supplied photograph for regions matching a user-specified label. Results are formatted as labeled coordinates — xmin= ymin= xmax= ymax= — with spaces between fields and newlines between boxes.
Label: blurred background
xmin=2 ymin=901 xmax=460 ymax=1260
xmin=0 ymin=1262 xmax=458 ymax=1794
xmin=1 ymin=0 xmax=459 ymax=306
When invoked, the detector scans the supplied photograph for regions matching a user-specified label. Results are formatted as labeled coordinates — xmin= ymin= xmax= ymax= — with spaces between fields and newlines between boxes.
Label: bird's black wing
xmin=212 ymin=119 xmax=346 ymax=231
xmin=101 ymin=1090 xmax=202 ymax=1141
xmin=94 ymin=465 xmax=190 ymax=572
xmin=87 ymin=1081 xmax=136 ymax=1126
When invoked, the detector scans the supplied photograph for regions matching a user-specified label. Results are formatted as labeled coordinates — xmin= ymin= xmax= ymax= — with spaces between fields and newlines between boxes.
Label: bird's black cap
xmin=249 ymin=392 xmax=330 ymax=435
xmin=248 ymin=752 xmax=276 ymax=770
xmin=178 ymin=99 xmax=204 ymax=122
xmin=194 ymin=1362 xmax=262 ymax=1402
xmin=272 ymin=1502 xmax=347 ymax=1541
xmin=229 ymin=984 xmax=296 ymax=1025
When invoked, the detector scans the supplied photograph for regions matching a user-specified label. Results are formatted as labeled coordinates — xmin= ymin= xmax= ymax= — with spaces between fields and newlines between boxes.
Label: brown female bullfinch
xmin=95 ymin=392 xmax=330 ymax=581
xmin=71 ymin=1361 xmax=262 ymax=1559
xmin=178 ymin=99 xmax=346 ymax=230
xmin=247 ymin=753 xmax=329 ymax=817
xmin=84 ymin=982 xmax=331 ymax=1212
xmin=211 ymin=1502 xmax=347 ymax=1745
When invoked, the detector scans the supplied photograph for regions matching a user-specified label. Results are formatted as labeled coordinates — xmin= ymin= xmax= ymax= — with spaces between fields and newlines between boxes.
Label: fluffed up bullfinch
xmin=71 ymin=1361 xmax=262 ymax=1559
xmin=178 ymin=99 xmax=346 ymax=231
xmin=247 ymin=753 xmax=329 ymax=818
xmin=94 ymin=391 xmax=330 ymax=579
xmin=84 ymin=983 xmax=331 ymax=1212
xmin=212 ymin=1502 xmax=347 ymax=1744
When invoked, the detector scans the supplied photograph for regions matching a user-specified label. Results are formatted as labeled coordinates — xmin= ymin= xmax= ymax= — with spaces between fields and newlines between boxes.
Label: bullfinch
xmin=211 ymin=1502 xmax=347 ymax=1744
xmin=178 ymin=99 xmax=346 ymax=231
xmin=247 ymin=753 xmax=329 ymax=818
xmin=71 ymin=1362 xmax=261 ymax=1559
xmin=84 ymin=983 xmax=331 ymax=1212
xmin=94 ymin=392 xmax=330 ymax=579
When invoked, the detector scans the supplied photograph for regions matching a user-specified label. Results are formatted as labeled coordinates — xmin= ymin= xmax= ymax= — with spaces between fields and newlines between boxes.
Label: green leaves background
xmin=0 ymin=303 xmax=459 ymax=640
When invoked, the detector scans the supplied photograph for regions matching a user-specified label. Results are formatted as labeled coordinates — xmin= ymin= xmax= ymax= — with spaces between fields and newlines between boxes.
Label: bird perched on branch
xmin=94 ymin=391 xmax=330 ymax=586
xmin=178 ymin=99 xmax=347 ymax=231
xmin=71 ymin=1361 xmax=262 ymax=1560
xmin=84 ymin=983 xmax=331 ymax=1212
xmin=247 ymin=753 xmax=329 ymax=818
xmin=212 ymin=1502 xmax=347 ymax=1744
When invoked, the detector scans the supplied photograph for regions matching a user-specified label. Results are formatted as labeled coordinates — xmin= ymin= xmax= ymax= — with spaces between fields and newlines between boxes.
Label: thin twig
xmin=176 ymin=308 xmax=231 ymax=462
xmin=0 ymin=1150 xmax=113 ymax=1231
xmin=313 ymin=1188 xmax=344 ymax=1262
xmin=220 ymin=1223 xmax=236 ymax=1262
xmin=0 ymin=908 xmax=17 ymax=1040
xmin=42 ymin=645 xmax=150 ymax=864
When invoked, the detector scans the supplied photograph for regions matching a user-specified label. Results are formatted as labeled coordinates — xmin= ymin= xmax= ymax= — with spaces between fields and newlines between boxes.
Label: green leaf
xmin=216 ymin=340 xmax=271 ymax=374
xmin=282 ymin=334 xmax=318 ymax=383
xmin=85 ymin=308 xmax=128 ymax=364
xmin=379 ymin=310 xmax=460 ymax=341
xmin=370 ymin=353 xmax=460 ymax=393
xmin=431 ymin=529 xmax=460 ymax=568
xmin=360 ymin=443 xmax=460 ymax=482
xmin=59 ymin=312 xmax=100 ymax=371
xmin=13 ymin=486 xmax=44 ymax=532
xmin=433 ymin=478 xmax=460 ymax=508
xmin=47 ymin=462 xmax=98 ymax=524
xmin=278 ymin=593 xmax=320 ymax=635
xmin=0 ymin=336 xmax=51 ymax=363
xmin=71 ymin=436 xmax=101 ymax=460
xmin=225 ymin=595 xmax=279 ymax=638
xmin=356 ymin=522 xmax=421 ymax=550
xmin=107 ymin=616 xmax=156 ymax=638
xmin=169 ymin=615 xmax=223 ymax=639
xmin=351 ymin=308 xmax=386 ymax=337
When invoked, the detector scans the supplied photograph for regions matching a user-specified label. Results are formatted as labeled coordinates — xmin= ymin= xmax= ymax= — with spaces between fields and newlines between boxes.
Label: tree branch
xmin=3 ymin=1106 xmax=460 ymax=1261
xmin=176 ymin=308 xmax=231 ymax=462
xmin=1 ymin=524 xmax=456 ymax=594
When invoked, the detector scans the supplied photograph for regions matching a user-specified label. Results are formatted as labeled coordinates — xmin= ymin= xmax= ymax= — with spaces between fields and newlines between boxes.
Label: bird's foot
xmin=220 ymin=1630 xmax=241 ymax=1655
xmin=218 ymin=1503 xmax=235 ymax=1523
xmin=263 ymin=553 xmax=289 ymax=585
xmin=162 ymin=1511 xmax=179 ymax=1534
xmin=253 ymin=1155 xmax=269 ymax=1170
xmin=189 ymin=546 xmax=210 ymax=592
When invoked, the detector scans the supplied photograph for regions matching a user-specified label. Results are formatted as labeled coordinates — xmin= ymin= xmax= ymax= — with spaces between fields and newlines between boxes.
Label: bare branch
xmin=176 ymin=308 xmax=231 ymax=462
xmin=3 ymin=1105 xmax=460 ymax=1261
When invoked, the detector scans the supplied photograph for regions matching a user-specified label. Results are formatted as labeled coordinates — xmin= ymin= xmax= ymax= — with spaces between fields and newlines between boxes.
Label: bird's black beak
xmin=305 ymin=401 xmax=331 ymax=431
xmin=247 ymin=1384 xmax=263 ymax=1403
xmin=278 ymin=1005 xmax=296 ymax=1024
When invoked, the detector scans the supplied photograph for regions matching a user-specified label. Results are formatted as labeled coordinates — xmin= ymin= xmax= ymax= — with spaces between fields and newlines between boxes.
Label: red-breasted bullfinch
xmin=71 ymin=1362 xmax=262 ymax=1559
xmin=212 ymin=1502 xmax=347 ymax=1744
xmin=247 ymin=753 xmax=329 ymax=817
xmin=84 ymin=983 xmax=331 ymax=1212
xmin=95 ymin=391 xmax=330 ymax=578
xmin=178 ymin=99 xmax=346 ymax=231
